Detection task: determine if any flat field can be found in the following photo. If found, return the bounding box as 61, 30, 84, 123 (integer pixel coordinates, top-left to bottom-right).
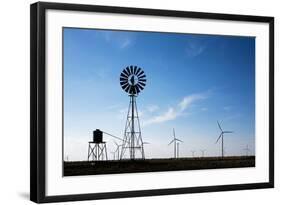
64, 156, 255, 176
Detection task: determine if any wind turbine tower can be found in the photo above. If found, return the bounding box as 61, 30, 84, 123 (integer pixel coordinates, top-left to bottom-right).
177, 142, 180, 158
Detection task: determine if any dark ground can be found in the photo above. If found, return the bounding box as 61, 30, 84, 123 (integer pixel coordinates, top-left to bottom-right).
64, 156, 255, 176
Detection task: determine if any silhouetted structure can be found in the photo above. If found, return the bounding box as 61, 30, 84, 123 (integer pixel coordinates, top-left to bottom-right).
119, 66, 146, 160
215, 121, 233, 158
87, 129, 108, 161
168, 128, 183, 159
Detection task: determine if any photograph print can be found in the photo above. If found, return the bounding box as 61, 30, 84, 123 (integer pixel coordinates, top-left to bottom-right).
63, 27, 255, 176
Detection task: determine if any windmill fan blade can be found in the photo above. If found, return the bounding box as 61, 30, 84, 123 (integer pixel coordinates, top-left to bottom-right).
215, 133, 222, 144
120, 81, 128, 86
137, 84, 144, 90
135, 67, 141, 76
138, 74, 146, 79
120, 72, 128, 78
135, 85, 141, 93
121, 84, 129, 92
138, 70, 144, 76
120, 77, 128, 82
138, 79, 146, 83
130, 66, 134, 74
126, 67, 131, 75
125, 85, 131, 93
224, 131, 233, 133
133, 66, 137, 74
138, 82, 146, 87
121, 83, 129, 90
123, 68, 130, 76
217, 121, 223, 132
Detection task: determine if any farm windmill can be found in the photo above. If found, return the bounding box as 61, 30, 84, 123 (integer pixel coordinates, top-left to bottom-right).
168, 128, 183, 159
243, 144, 250, 156
119, 66, 147, 160
215, 121, 233, 158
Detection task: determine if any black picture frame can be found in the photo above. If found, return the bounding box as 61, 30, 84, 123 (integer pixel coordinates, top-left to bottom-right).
30, 1, 274, 203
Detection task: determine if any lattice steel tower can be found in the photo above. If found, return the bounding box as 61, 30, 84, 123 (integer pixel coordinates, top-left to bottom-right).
119, 66, 147, 160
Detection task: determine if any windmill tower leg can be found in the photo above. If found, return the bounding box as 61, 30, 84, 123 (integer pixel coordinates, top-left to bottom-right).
131, 95, 135, 159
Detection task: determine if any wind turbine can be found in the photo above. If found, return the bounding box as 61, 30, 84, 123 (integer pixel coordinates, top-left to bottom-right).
215, 121, 233, 158
168, 128, 183, 159
191, 150, 196, 157
114, 141, 122, 160
200, 149, 206, 157
243, 144, 250, 156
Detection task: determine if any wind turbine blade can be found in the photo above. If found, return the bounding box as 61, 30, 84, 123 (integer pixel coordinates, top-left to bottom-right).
215, 133, 222, 144
173, 128, 176, 139
175, 138, 183, 143
168, 139, 175, 145
217, 121, 223, 132
223, 131, 233, 134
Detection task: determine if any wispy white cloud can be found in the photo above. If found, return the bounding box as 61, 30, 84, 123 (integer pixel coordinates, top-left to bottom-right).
101, 31, 134, 49
178, 93, 207, 111
143, 107, 178, 126
143, 91, 209, 126
185, 38, 207, 57
146, 105, 159, 113
201, 107, 208, 111
120, 38, 132, 49
223, 106, 232, 111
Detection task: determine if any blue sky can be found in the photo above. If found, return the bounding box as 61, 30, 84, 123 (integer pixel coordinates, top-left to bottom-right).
63, 27, 255, 161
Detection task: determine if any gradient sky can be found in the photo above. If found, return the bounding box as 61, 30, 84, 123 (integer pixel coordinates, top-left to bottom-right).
63, 27, 255, 161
